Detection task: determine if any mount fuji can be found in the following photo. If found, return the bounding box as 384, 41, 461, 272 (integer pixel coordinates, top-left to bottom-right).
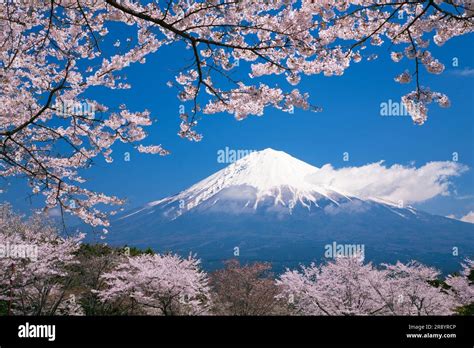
98, 148, 474, 273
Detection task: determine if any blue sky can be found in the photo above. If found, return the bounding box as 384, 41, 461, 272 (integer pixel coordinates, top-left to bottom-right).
3, 31, 473, 220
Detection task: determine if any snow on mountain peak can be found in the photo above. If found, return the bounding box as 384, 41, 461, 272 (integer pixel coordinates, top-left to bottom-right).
147, 148, 353, 212
215, 148, 318, 191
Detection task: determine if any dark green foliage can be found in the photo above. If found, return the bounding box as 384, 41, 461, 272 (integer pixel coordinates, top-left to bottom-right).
468, 268, 474, 283
120, 245, 155, 256
76, 243, 115, 257
428, 279, 451, 290
0, 300, 8, 316
69, 243, 155, 315
456, 303, 474, 316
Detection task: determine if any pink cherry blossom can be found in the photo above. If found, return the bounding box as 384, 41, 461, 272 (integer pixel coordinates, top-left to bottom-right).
98, 253, 211, 315
0, 205, 84, 315
277, 255, 460, 315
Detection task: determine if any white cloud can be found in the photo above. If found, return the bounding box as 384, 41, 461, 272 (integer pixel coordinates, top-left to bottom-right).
459, 211, 474, 224
308, 161, 468, 204
455, 195, 474, 200
324, 200, 370, 215
452, 67, 474, 77
446, 211, 474, 224
47, 207, 62, 217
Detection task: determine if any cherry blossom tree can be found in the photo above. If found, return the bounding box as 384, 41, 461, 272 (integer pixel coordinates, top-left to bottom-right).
1, 1, 472, 225
445, 258, 474, 309
0, 204, 84, 315
72, 244, 129, 315
277, 255, 391, 315
98, 253, 211, 315
277, 255, 458, 315
210, 259, 283, 315
381, 261, 457, 315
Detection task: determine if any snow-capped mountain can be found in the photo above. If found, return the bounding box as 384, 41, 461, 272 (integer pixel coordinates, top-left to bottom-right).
98, 149, 474, 273
125, 148, 405, 219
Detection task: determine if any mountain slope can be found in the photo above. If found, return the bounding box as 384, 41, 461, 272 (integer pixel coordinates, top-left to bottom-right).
99, 148, 474, 273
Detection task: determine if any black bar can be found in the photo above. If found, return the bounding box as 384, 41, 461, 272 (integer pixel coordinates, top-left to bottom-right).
0, 316, 472, 346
